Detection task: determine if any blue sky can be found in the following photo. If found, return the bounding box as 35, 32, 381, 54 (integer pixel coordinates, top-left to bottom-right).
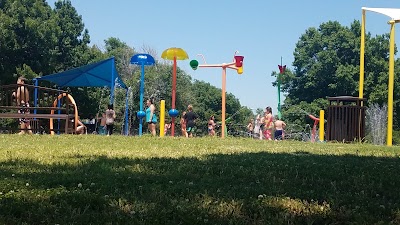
47, 0, 400, 113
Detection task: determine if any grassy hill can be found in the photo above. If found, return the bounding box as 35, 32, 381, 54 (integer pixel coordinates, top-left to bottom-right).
0, 135, 399, 224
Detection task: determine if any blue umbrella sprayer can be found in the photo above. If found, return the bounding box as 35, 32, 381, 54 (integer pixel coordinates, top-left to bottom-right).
130, 54, 155, 135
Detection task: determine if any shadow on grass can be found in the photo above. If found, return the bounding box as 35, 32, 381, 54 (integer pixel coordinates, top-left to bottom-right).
1, 152, 400, 224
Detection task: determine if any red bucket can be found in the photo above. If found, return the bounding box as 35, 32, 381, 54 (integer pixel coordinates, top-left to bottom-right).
234, 56, 244, 67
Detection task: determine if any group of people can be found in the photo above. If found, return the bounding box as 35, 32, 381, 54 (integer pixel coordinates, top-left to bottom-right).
12, 77, 284, 138
160, 104, 287, 140
163, 104, 198, 138
246, 106, 286, 141
75, 104, 116, 136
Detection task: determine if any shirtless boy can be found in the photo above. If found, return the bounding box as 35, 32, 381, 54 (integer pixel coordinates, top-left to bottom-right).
274, 119, 286, 141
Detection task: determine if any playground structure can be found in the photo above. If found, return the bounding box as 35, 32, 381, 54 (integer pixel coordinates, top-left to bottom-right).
281, 106, 325, 142
275, 111, 324, 142
283, 124, 318, 142
49, 93, 78, 135
189, 51, 244, 138
308, 114, 320, 143
161, 47, 189, 137
0, 83, 78, 134
0, 58, 131, 135
36, 57, 130, 135
308, 110, 325, 142
130, 54, 155, 136
359, 7, 400, 146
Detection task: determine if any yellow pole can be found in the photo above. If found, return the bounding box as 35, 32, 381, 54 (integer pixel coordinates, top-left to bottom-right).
160, 100, 165, 137
359, 10, 366, 99
319, 110, 324, 142
387, 21, 395, 146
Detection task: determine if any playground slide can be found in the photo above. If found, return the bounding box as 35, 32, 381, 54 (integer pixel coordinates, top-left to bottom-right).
49, 93, 78, 135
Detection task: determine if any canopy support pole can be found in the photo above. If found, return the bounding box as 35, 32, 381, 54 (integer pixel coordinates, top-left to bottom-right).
110, 57, 115, 104
124, 87, 130, 135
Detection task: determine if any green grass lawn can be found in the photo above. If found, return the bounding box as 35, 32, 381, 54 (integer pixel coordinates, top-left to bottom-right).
0, 135, 400, 225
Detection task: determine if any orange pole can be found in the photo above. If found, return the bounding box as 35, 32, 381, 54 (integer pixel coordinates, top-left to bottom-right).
50, 93, 78, 135
221, 67, 226, 138
171, 56, 177, 136
197, 53, 242, 138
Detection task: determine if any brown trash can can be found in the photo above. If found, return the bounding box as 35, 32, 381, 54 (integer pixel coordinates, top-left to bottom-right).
326, 96, 366, 142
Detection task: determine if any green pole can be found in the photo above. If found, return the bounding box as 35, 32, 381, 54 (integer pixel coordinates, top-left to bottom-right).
224, 117, 231, 137
278, 74, 281, 119
277, 57, 285, 120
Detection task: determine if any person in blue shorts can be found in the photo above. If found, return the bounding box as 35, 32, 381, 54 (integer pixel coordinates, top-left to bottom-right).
274, 118, 286, 141
183, 104, 197, 138
97, 113, 107, 135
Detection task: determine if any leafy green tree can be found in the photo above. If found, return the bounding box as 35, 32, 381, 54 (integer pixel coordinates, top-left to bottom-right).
0, 0, 260, 136
0, 0, 96, 81
0, 0, 58, 83
48, 0, 106, 120
287, 21, 362, 102
104, 37, 135, 80
280, 20, 400, 129
52, 0, 92, 71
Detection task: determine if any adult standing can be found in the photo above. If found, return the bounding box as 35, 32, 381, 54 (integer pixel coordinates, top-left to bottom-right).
14, 77, 32, 134
145, 98, 157, 136
105, 104, 116, 136
264, 106, 274, 140
183, 104, 197, 138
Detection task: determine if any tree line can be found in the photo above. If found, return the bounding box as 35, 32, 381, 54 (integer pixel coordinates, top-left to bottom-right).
1, 1, 398, 136
273, 20, 400, 133
0, 0, 251, 135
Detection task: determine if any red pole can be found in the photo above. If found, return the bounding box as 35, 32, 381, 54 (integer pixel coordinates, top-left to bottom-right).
171, 56, 177, 136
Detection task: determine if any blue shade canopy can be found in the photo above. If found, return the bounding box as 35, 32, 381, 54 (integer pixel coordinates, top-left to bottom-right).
130, 54, 155, 66
37, 57, 127, 89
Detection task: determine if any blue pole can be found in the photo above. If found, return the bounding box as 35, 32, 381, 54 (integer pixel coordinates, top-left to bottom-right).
110, 58, 115, 104
33, 79, 38, 115
124, 87, 130, 135
139, 62, 145, 136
